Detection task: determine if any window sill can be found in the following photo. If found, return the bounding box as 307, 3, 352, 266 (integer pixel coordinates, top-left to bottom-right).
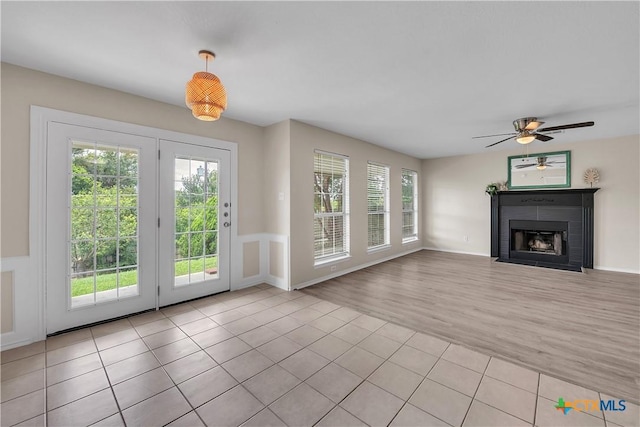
402, 237, 419, 245
314, 254, 351, 268
367, 244, 391, 254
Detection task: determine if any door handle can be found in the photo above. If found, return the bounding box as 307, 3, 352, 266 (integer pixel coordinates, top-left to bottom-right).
223, 222, 231, 228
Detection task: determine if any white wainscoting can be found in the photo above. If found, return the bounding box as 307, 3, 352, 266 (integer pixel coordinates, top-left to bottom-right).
265, 234, 290, 291
0, 256, 45, 351
0, 233, 291, 350
233, 235, 264, 290
234, 233, 290, 291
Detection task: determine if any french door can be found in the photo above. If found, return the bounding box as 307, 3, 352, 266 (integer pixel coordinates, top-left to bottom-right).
46, 123, 231, 333
158, 140, 230, 306
46, 123, 157, 333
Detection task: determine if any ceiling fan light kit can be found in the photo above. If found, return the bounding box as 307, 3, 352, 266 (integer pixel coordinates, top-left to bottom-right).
185, 50, 227, 121
475, 117, 595, 148
516, 134, 536, 144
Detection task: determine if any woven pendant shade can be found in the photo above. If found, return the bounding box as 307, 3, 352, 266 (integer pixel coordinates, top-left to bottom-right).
185, 51, 227, 121
186, 71, 227, 121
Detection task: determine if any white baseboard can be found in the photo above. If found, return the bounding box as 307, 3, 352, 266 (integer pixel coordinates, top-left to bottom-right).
265, 276, 289, 291
233, 275, 265, 290
593, 265, 640, 275
293, 247, 424, 290
423, 247, 640, 275
0, 336, 35, 352
422, 246, 490, 257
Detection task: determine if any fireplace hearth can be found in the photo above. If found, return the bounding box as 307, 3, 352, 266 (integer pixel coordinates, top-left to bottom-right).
490, 189, 598, 271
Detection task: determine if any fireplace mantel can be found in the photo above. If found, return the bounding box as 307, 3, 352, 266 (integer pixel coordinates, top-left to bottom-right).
491, 188, 599, 271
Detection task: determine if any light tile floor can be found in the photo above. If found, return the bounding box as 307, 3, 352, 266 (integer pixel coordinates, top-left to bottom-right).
1, 284, 638, 427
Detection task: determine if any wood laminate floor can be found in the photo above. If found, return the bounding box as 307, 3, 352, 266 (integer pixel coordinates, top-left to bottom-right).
300, 250, 640, 403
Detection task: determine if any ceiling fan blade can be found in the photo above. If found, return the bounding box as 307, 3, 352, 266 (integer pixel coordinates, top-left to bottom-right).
535, 134, 554, 142
485, 136, 515, 148
472, 132, 517, 139
515, 163, 536, 169
537, 121, 594, 133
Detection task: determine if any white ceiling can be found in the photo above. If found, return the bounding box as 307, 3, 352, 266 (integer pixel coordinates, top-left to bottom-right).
2, 1, 638, 159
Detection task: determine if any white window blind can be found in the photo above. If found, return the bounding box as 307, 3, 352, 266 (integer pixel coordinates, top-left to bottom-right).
367, 162, 390, 249
402, 169, 418, 241
314, 151, 350, 263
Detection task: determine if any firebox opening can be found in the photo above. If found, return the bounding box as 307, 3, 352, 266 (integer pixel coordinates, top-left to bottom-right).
512, 229, 566, 256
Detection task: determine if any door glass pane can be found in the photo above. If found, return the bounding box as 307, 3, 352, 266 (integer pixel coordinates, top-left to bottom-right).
174, 156, 219, 286
96, 240, 118, 270
96, 209, 117, 238
118, 238, 137, 267
119, 208, 137, 237
70, 141, 139, 308
119, 149, 138, 177
205, 231, 218, 256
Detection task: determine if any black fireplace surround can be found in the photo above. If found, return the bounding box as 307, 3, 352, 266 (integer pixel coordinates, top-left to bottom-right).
491, 188, 599, 271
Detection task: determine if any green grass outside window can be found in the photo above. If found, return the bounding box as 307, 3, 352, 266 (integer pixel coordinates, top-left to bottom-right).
71, 256, 218, 297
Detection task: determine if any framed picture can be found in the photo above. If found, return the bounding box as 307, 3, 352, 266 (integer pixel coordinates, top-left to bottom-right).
508, 150, 571, 189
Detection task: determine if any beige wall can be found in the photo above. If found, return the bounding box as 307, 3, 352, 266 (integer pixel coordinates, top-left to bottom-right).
0, 63, 424, 297
263, 121, 291, 235
289, 120, 423, 287
1, 271, 14, 333
422, 135, 640, 273
4, 61, 636, 291
0, 63, 265, 257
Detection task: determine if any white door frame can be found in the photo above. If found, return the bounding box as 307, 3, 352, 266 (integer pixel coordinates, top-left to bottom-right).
30, 106, 239, 338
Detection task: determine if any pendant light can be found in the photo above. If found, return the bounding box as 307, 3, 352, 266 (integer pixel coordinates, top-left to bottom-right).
185, 50, 227, 121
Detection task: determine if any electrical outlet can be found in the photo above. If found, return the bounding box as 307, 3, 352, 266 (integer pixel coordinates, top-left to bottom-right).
330, 265, 337, 272
463, 235, 469, 242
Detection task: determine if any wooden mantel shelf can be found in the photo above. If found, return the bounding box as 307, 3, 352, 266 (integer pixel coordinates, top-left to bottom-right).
494, 188, 600, 196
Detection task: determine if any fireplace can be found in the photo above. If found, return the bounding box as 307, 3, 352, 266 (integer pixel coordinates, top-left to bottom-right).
509, 220, 568, 264
490, 189, 598, 271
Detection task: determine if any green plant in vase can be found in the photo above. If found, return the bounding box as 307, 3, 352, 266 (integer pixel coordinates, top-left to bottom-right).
485, 183, 499, 196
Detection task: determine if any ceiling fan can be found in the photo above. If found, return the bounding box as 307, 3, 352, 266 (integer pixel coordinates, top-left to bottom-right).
475, 117, 595, 148
513, 156, 564, 170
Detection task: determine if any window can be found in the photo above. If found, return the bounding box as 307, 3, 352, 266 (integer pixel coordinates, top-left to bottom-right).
367, 162, 390, 250
402, 169, 419, 242
314, 151, 349, 263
